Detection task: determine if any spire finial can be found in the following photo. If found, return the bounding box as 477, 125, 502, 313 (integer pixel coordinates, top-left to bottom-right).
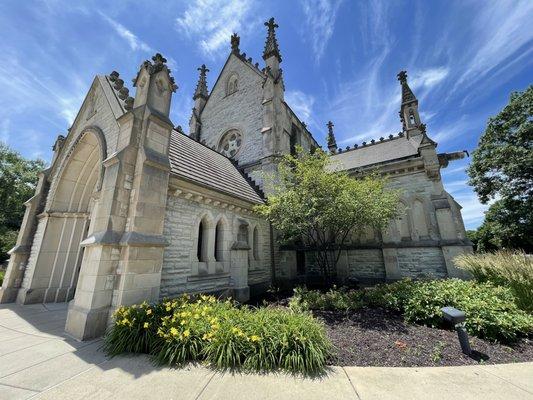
231, 33, 240, 54
326, 121, 337, 153
397, 70, 407, 84
193, 64, 209, 100
263, 17, 282, 62
397, 70, 416, 104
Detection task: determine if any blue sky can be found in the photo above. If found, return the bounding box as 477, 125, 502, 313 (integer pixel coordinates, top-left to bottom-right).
0, 0, 531, 229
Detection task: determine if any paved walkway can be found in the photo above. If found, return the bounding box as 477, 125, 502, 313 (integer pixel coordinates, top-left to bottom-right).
0, 303, 532, 400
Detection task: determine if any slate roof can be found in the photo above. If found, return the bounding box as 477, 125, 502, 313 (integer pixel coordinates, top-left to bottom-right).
168, 130, 264, 204
329, 135, 423, 172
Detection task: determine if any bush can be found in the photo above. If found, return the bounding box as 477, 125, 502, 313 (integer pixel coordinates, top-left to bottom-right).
289, 280, 533, 343
369, 279, 533, 342
454, 251, 533, 312
104, 295, 331, 375
289, 286, 364, 312
0, 270, 4, 286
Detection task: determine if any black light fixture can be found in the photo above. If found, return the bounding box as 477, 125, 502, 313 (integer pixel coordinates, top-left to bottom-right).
441, 306, 471, 356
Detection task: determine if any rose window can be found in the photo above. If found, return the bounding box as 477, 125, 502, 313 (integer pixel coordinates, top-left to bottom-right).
218, 130, 242, 158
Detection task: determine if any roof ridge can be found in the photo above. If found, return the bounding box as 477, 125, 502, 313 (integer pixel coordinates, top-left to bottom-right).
335, 132, 405, 154
230, 159, 265, 200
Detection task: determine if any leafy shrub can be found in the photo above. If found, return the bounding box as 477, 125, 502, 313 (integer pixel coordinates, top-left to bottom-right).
104, 295, 331, 375
289, 280, 533, 342
0, 269, 4, 286
454, 251, 533, 312
289, 286, 364, 312
369, 279, 533, 342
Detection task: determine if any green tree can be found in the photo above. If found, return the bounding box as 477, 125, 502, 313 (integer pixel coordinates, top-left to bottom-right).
0, 143, 45, 261
255, 147, 399, 282
467, 86, 533, 252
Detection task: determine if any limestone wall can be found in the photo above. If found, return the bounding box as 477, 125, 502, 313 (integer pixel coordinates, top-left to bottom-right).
199, 55, 264, 167
161, 192, 271, 299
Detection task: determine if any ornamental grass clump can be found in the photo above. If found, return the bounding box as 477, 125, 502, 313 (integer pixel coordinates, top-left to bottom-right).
454, 250, 533, 313
289, 286, 364, 312
104, 294, 331, 375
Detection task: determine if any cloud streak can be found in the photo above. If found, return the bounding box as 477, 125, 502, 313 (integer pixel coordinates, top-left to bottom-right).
299, 0, 343, 61
176, 0, 254, 57
99, 13, 153, 53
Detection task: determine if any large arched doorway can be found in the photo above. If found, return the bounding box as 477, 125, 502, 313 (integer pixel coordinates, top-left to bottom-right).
19, 130, 105, 304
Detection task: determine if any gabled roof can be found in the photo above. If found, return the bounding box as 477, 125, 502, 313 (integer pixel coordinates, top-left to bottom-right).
168, 130, 264, 204
329, 135, 423, 171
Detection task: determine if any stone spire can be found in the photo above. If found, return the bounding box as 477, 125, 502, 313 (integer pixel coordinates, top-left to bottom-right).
397, 70, 421, 135
326, 121, 337, 153
231, 33, 240, 54
263, 17, 282, 62
193, 64, 209, 100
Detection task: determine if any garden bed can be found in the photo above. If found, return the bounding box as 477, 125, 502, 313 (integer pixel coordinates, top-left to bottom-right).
317, 307, 533, 367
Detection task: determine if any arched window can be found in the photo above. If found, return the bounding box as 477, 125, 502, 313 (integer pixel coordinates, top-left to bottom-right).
252, 226, 259, 260
215, 220, 225, 261
197, 220, 205, 262
396, 202, 411, 240
412, 199, 429, 238
408, 110, 416, 126
226, 74, 238, 95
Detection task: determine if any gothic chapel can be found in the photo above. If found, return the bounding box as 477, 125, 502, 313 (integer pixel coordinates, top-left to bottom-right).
0, 19, 471, 340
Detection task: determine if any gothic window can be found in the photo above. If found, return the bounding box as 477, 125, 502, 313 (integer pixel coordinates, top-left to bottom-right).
252, 226, 259, 260
412, 199, 429, 238
237, 223, 249, 245
226, 74, 238, 95
197, 219, 209, 262
396, 202, 411, 240
408, 110, 416, 126
215, 220, 225, 261
218, 129, 242, 158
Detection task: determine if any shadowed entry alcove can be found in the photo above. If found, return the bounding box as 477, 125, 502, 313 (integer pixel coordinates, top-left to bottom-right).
17, 129, 105, 304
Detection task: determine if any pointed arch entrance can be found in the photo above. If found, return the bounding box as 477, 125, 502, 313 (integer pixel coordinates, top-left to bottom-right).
17, 129, 106, 304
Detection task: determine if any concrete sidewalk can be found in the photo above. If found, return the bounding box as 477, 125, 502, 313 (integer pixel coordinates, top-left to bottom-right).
1, 303, 532, 400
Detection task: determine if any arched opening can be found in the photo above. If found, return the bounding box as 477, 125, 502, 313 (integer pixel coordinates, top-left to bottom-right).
412, 199, 429, 238
22, 130, 104, 303
408, 110, 416, 126
252, 226, 259, 260
215, 220, 225, 261
396, 202, 411, 240
226, 74, 238, 95
197, 219, 206, 262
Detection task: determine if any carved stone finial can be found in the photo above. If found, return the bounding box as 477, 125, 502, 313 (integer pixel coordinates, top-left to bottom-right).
263, 17, 282, 62
109, 71, 119, 82
124, 97, 134, 111
231, 33, 240, 54
113, 78, 124, 91
193, 64, 209, 100
152, 53, 167, 65
397, 70, 407, 84
53, 134, 66, 152
420, 123, 427, 134
118, 87, 129, 100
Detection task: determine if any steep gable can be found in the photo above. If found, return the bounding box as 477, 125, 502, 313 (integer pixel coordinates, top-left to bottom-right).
198, 53, 265, 166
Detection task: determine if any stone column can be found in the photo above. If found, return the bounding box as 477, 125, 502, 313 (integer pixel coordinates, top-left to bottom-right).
0, 171, 49, 303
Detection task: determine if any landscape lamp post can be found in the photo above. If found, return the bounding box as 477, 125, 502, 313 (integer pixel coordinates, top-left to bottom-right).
441, 306, 472, 356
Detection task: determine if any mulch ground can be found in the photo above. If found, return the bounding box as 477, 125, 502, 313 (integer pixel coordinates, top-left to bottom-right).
316, 308, 533, 367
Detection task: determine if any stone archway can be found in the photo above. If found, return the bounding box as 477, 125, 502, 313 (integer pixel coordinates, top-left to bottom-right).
16, 129, 105, 304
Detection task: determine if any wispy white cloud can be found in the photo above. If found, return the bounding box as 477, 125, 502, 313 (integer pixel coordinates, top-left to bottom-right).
0, 118, 10, 144
176, 0, 255, 57
452, 1, 533, 93
410, 67, 449, 91
99, 13, 153, 53
299, 0, 343, 61
285, 90, 315, 122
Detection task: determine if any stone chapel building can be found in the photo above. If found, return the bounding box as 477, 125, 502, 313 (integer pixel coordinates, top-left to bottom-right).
0, 18, 471, 340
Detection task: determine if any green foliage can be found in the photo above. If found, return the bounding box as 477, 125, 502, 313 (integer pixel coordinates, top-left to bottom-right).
0, 270, 4, 286
290, 280, 533, 342
0, 143, 45, 261
289, 286, 364, 312
369, 279, 533, 342
255, 147, 399, 280
467, 86, 533, 252
454, 251, 533, 313
104, 295, 331, 375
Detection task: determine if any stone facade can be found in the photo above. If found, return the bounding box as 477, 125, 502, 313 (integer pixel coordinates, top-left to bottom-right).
0, 19, 472, 341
